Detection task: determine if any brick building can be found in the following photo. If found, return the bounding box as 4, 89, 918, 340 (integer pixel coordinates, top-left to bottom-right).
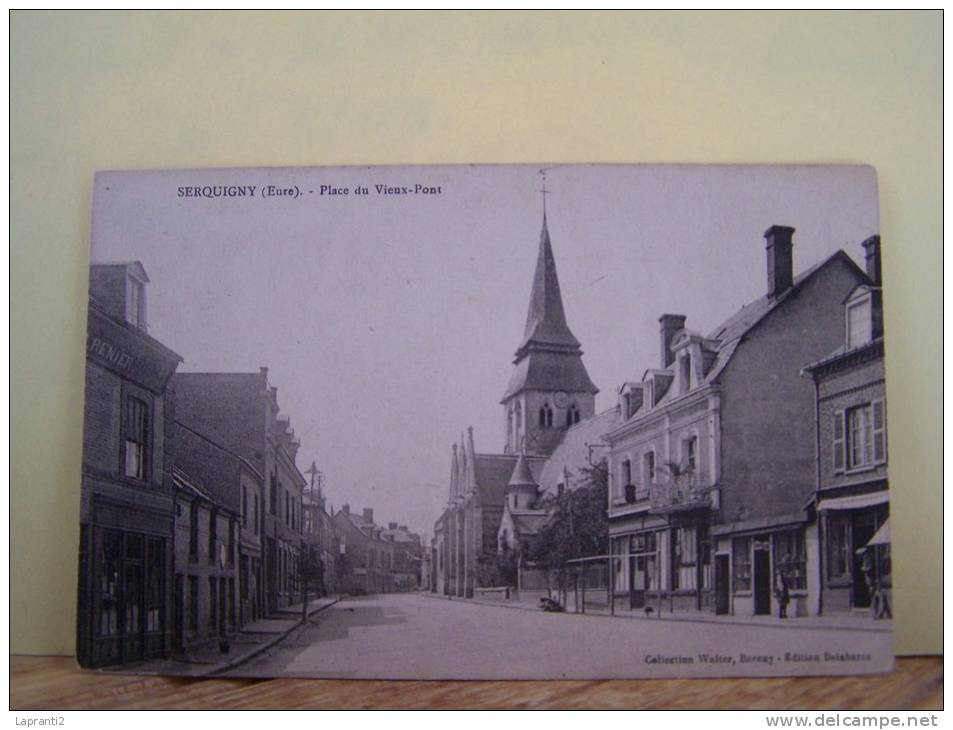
605, 226, 872, 618
803, 236, 890, 618
333, 506, 395, 595
78, 262, 182, 667
173, 368, 307, 613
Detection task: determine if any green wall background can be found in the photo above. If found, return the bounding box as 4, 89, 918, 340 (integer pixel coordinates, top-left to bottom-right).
11, 11, 941, 656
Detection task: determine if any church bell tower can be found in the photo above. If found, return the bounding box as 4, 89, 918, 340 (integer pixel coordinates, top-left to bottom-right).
501, 205, 598, 456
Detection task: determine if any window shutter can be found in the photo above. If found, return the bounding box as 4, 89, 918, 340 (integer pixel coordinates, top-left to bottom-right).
833, 410, 845, 472
872, 400, 886, 462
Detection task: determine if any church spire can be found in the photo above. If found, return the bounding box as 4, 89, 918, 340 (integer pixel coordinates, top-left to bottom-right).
516, 214, 581, 357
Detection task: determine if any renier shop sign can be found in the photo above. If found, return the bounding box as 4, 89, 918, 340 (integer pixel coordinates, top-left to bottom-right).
87, 335, 135, 373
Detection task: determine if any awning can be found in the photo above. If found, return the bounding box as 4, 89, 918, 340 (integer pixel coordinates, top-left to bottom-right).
817, 491, 889, 512
866, 519, 891, 547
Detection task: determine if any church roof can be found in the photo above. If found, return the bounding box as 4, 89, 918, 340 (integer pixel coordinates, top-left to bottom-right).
473, 453, 546, 507
501, 349, 599, 401
507, 452, 538, 490
517, 214, 582, 355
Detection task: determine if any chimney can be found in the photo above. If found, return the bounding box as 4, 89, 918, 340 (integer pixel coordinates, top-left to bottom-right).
658, 314, 687, 368
862, 235, 882, 285
363, 508, 374, 525
342, 503, 350, 514
389, 522, 398, 530
764, 225, 795, 298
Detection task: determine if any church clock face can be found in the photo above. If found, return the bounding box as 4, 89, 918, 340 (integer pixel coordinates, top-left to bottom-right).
554, 391, 569, 408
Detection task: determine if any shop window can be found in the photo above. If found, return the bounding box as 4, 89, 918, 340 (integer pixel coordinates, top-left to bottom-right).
145, 539, 163, 632
827, 514, 851, 580
99, 530, 122, 637
673, 527, 698, 590
123, 396, 149, 480
732, 537, 751, 592
773, 529, 807, 590
228, 577, 236, 629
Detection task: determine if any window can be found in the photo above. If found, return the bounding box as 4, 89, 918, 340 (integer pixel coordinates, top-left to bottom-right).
189, 501, 199, 562
643, 451, 656, 484
188, 576, 198, 634
512, 494, 518, 508
228, 577, 236, 629
557, 482, 565, 497
208, 577, 217, 633
228, 519, 235, 567
99, 530, 122, 637
774, 529, 807, 590
566, 403, 580, 427
847, 298, 871, 349
673, 527, 698, 590
623, 392, 632, 419
128, 277, 145, 329
254, 493, 259, 535
269, 474, 277, 515
683, 436, 697, 471
680, 354, 691, 394
732, 537, 751, 592
827, 514, 851, 580
145, 539, 163, 632
539, 402, 553, 428
621, 458, 632, 486
844, 401, 886, 470
242, 487, 248, 529
208, 509, 218, 566
123, 396, 148, 480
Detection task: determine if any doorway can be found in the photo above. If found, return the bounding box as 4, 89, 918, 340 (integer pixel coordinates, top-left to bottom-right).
714, 554, 730, 615
753, 538, 771, 615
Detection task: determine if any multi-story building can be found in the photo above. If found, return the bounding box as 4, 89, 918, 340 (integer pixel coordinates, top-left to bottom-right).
333, 506, 395, 595
174, 368, 307, 614
803, 236, 890, 618
605, 226, 872, 618
172, 420, 264, 646
381, 522, 423, 591
78, 262, 182, 667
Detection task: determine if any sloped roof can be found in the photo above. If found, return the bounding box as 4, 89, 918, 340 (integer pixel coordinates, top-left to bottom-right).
473, 453, 546, 507
501, 349, 599, 401
518, 213, 581, 353
537, 407, 620, 497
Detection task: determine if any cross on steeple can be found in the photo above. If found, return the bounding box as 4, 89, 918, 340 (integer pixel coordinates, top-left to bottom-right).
538, 168, 552, 217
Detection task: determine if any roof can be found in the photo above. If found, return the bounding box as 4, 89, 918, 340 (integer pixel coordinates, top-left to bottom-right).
538, 407, 620, 496
473, 453, 546, 507
801, 336, 884, 374
518, 213, 581, 353
507, 452, 538, 489
501, 349, 599, 401
172, 466, 234, 513
616, 250, 868, 425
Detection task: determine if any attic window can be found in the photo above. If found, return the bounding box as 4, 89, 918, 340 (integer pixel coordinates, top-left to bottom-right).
127, 276, 146, 330
847, 296, 872, 349
680, 354, 691, 394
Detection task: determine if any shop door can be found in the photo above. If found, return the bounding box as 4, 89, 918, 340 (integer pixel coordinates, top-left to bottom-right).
714, 555, 730, 615
122, 561, 144, 663
173, 574, 184, 652
753, 540, 771, 615
629, 555, 645, 609
851, 511, 878, 608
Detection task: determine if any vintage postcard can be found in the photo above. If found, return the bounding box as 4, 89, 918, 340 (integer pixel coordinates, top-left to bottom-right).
77, 164, 892, 679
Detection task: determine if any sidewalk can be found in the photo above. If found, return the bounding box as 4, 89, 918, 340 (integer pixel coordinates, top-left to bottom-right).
133, 595, 340, 677
421, 591, 891, 634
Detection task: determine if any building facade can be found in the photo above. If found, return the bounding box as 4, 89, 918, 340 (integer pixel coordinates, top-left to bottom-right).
803, 236, 890, 618
173, 368, 307, 614
302, 461, 338, 597
78, 262, 182, 667
333, 506, 396, 595
605, 226, 873, 618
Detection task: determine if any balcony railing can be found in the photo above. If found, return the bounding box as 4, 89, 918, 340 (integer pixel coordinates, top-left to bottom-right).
648, 474, 715, 514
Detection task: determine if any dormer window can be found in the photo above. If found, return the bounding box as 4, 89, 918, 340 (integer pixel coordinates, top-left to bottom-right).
846, 297, 872, 349
623, 392, 632, 418
127, 276, 146, 330
680, 354, 692, 394
644, 381, 654, 410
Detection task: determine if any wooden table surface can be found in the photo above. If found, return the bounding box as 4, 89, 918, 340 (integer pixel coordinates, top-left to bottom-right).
11, 655, 942, 710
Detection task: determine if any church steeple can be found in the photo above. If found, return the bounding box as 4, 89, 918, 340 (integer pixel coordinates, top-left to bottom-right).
501, 204, 598, 456
515, 214, 582, 358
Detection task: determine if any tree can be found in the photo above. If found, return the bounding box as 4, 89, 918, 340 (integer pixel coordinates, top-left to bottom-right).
528, 459, 609, 569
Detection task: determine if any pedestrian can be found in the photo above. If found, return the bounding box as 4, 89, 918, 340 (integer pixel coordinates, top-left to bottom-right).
774, 569, 790, 619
